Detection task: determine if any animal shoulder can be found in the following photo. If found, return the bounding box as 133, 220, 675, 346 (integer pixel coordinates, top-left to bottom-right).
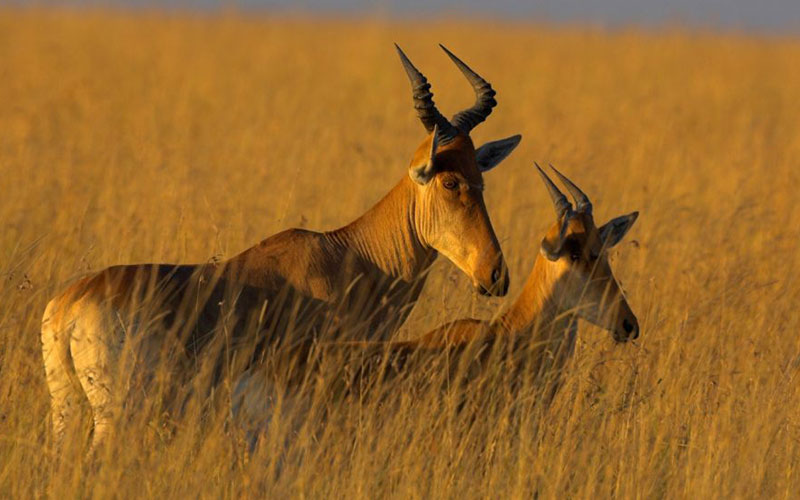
233, 228, 344, 297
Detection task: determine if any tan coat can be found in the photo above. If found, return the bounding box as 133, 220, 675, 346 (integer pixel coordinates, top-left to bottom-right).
295, 168, 641, 407
40, 44, 523, 451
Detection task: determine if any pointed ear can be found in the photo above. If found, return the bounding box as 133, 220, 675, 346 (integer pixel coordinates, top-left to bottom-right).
540, 217, 569, 261
598, 212, 639, 248
409, 125, 440, 185
409, 158, 435, 185
540, 237, 562, 261
475, 134, 522, 173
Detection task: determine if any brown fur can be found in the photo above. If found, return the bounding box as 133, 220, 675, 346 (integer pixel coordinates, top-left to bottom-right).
41, 130, 515, 451
309, 186, 640, 405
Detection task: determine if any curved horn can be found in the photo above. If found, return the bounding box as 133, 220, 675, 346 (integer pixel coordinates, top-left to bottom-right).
535, 163, 571, 219
439, 44, 497, 134
395, 44, 458, 141
549, 164, 593, 214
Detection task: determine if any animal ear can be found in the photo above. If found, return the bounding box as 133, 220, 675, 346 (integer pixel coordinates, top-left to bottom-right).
540, 237, 562, 261
409, 161, 435, 185
598, 212, 639, 248
475, 134, 522, 173
540, 217, 569, 261
409, 125, 440, 185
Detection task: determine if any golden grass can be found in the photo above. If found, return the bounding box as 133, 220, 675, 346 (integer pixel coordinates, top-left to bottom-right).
2, 7, 800, 497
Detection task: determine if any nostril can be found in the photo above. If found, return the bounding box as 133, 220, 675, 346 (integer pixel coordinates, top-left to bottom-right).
623, 318, 634, 334
492, 268, 502, 285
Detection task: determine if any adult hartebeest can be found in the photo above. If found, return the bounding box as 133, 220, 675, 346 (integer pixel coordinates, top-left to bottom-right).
41, 45, 521, 450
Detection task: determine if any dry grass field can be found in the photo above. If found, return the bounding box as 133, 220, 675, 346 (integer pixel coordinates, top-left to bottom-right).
1, 8, 800, 498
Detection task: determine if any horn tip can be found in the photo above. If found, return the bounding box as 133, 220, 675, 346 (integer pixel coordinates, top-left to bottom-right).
548, 163, 569, 182
394, 43, 410, 61
439, 43, 459, 62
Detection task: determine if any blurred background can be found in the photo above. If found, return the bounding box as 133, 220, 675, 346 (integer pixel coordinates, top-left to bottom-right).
19, 0, 800, 33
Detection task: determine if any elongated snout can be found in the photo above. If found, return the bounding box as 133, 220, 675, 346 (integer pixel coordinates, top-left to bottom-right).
475, 258, 509, 297
612, 303, 639, 343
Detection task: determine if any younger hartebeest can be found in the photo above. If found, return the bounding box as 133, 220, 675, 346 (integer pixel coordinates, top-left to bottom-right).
375, 163, 640, 397
232, 165, 640, 439
41, 45, 522, 450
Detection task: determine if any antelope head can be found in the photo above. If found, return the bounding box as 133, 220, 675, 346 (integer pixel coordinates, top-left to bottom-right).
396, 44, 521, 296
535, 164, 639, 342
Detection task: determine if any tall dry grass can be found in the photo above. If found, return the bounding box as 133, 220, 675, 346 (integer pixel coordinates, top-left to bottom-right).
1, 8, 800, 498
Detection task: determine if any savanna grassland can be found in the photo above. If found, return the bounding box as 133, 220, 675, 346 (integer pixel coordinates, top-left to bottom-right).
1, 8, 800, 498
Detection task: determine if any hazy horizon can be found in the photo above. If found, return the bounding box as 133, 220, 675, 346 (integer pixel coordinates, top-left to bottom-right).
35, 0, 800, 33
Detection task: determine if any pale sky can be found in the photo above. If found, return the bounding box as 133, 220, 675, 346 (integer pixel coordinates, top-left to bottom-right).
209, 0, 796, 32
61, 0, 800, 32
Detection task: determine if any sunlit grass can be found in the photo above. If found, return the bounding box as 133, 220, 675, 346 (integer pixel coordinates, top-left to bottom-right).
1, 8, 800, 497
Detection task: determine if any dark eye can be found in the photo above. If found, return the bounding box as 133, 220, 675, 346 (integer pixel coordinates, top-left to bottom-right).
442, 179, 458, 190
570, 253, 580, 262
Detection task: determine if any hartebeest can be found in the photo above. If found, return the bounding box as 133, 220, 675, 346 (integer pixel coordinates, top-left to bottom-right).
232, 165, 640, 439
41, 45, 522, 450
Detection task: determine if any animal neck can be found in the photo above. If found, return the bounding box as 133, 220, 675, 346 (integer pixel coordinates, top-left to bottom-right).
495, 255, 577, 342
326, 176, 436, 282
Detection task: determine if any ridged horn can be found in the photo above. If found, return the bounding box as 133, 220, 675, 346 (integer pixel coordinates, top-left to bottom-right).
535, 162, 571, 219
395, 44, 458, 141
549, 164, 593, 214
439, 44, 497, 134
